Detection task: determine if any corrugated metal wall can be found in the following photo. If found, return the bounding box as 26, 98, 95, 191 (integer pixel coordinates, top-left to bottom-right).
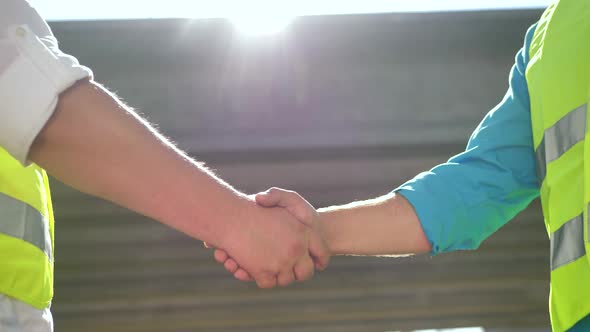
48, 9, 549, 331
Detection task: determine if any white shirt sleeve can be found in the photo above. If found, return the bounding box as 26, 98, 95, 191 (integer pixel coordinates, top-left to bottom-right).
0, 0, 93, 165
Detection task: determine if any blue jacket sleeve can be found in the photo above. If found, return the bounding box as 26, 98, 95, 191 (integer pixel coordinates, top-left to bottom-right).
395, 23, 540, 255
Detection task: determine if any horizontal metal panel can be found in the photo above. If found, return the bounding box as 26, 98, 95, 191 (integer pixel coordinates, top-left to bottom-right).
48, 8, 548, 332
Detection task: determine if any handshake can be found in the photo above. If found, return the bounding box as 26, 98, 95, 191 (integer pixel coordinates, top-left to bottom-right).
202, 185, 430, 289
206, 187, 331, 289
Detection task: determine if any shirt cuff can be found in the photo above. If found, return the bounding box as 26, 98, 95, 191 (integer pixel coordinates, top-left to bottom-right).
395, 172, 445, 255
0, 25, 93, 165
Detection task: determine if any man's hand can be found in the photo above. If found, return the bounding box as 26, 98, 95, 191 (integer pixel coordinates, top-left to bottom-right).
216, 197, 317, 288
213, 190, 432, 282
213, 188, 332, 283
29, 80, 317, 289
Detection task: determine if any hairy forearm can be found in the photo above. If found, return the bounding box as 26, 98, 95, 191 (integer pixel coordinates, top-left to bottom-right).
318, 193, 431, 256
29, 80, 248, 247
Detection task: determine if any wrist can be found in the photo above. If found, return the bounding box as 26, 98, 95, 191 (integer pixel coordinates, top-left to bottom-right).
212, 194, 258, 250
174, 172, 254, 249
317, 209, 342, 255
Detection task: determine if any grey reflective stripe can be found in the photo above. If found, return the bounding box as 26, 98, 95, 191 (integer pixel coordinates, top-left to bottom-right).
545, 104, 587, 161
0, 193, 52, 260
550, 213, 585, 270
535, 104, 587, 183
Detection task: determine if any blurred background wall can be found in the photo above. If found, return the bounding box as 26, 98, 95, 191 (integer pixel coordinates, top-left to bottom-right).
48, 8, 548, 332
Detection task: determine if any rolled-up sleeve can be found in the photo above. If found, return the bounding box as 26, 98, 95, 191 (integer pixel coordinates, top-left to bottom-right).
0, 1, 92, 164
395, 24, 540, 255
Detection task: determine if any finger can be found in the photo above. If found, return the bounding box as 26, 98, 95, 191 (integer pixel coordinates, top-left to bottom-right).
277, 268, 296, 287
256, 188, 315, 226
224, 259, 239, 273
254, 188, 283, 207
234, 268, 253, 282
314, 257, 330, 271
255, 273, 277, 289
309, 231, 331, 271
293, 255, 315, 282
203, 241, 212, 249
214, 249, 229, 264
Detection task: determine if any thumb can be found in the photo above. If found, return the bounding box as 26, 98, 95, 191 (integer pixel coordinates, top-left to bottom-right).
255, 189, 281, 207
256, 188, 314, 226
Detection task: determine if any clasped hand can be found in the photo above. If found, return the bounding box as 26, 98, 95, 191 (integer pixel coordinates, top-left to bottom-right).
207, 188, 330, 288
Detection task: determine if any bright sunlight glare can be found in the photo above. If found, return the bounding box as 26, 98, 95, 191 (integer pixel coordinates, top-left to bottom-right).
227, 5, 294, 36
230, 15, 293, 36
28, 0, 553, 37
30, 0, 553, 23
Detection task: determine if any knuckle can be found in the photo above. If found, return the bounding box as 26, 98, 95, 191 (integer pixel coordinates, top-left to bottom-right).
256, 275, 275, 289
297, 268, 313, 281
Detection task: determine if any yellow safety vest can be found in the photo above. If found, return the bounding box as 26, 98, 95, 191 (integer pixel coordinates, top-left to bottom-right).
0, 148, 54, 309
526, 0, 590, 331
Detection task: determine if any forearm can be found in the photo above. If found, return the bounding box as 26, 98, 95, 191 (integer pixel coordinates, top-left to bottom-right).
29, 80, 247, 247
319, 193, 431, 256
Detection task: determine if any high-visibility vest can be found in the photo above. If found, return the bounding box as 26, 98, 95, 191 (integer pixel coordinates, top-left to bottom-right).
526, 0, 590, 330
0, 147, 54, 309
